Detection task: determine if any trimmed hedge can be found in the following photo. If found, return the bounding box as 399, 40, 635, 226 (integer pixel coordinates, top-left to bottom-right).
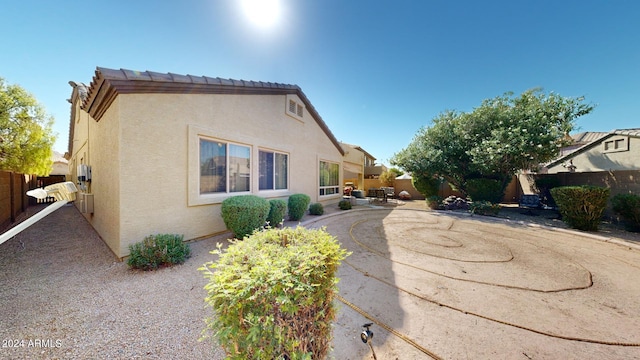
611, 193, 640, 232
221, 195, 270, 239
309, 202, 324, 216
267, 199, 287, 227
466, 178, 504, 203
200, 226, 349, 359
338, 199, 352, 210
550, 186, 610, 231
288, 194, 311, 221
127, 234, 190, 271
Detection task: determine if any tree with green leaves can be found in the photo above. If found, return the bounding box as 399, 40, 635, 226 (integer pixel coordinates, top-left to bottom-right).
392, 89, 594, 197
379, 167, 403, 186
0, 78, 55, 175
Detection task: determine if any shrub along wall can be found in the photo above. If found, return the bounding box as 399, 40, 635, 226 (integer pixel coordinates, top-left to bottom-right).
551, 186, 610, 231
535, 170, 640, 217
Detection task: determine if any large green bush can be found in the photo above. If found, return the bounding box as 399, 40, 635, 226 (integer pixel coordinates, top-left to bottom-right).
221, 195, 270, 239
200, 226, 350, 359
288, 194, 311, 221
267, 199, 287, 227
412, 174, 440, 197
127, 234, 191, 271
466, 178, 504, 203
550, 186, 610, 231
611, 193, 640, 232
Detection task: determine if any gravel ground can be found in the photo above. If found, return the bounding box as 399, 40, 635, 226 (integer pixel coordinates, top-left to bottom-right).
0, 204, 226, 360
1, 200, 638, 359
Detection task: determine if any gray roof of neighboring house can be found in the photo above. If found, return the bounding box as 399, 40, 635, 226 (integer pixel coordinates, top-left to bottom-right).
570, 131, 609, 144
52, 151, 68, 164
545, 128, 640, 169
68, 67, 344, 156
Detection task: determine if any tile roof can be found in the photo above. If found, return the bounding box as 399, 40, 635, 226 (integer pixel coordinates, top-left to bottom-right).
570, 131, 608, 144
69, 67, 343, 155
92, 67, 300, 90
613, 128, 640, 137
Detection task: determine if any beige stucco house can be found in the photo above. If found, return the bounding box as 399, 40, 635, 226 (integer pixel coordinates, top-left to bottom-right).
340, 142, 377, 189
67, 67, 344, 258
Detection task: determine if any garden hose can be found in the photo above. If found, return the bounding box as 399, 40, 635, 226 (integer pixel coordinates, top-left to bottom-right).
335, 293, 443, 360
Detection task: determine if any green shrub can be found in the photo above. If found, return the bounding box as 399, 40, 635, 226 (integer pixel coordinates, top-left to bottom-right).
469, 201, 501, 216
412, 174, 440, 197
338, 199, 352, 210
221, 195, 270, 239
288, 194, 311, 221
426, 195, 442, 210
200, 226, 350, 360
466, 178, 504, 203
309, 202, 324, 215
127, 234, 190, 271
611, 193, 640, 232
267, 199, 287, 227
550, 186, 610, 231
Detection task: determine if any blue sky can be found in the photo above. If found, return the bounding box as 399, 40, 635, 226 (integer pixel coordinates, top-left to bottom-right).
2, 0, 638, 166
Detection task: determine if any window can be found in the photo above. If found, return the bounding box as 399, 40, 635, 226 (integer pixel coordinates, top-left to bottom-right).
200, 139, 250, 194
259, 150, 288, 190
319, 161, 340, 196
603, 136, 629, 153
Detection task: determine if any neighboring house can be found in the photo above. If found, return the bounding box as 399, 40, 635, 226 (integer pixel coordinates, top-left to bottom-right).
534, 129, 640, 214
543, 129, 640, 173
50, 151, 69, 176
517, 130, 631, 195
556, 131, 609, 158
67, 67, 344, 258
340, 142, 377, 189
363, 149, 386, 179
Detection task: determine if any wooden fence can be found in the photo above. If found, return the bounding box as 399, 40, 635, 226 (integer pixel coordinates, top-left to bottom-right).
0, 171, 37, 231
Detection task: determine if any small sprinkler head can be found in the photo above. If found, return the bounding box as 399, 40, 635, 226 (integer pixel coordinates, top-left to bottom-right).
360, 323, 374, 344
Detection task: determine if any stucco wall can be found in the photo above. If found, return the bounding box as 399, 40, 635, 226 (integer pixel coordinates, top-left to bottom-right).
99, 93, 343, 257
70, 98, 123, 257
90, 99, 122, 256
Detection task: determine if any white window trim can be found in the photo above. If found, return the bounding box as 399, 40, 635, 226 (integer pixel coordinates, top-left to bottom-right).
258, 148, 290, 194
188, 125, 293, 206
318, 159, 342, 199
189, 125, 253, 206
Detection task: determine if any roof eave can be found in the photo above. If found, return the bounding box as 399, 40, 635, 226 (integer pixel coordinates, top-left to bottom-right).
78, 67, 345, 156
